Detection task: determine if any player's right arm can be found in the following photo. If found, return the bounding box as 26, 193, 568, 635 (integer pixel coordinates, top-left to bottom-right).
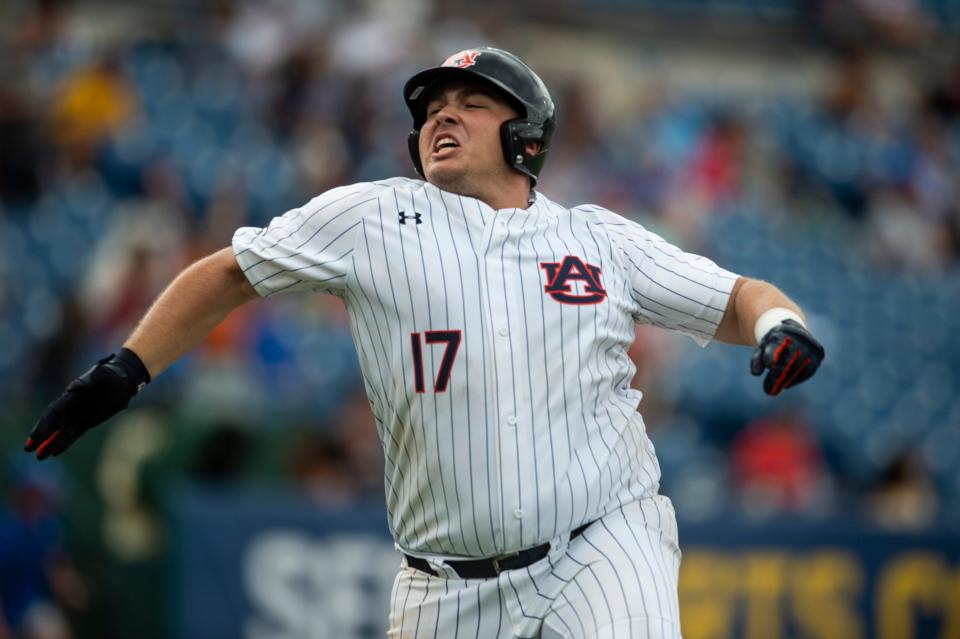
26, 182, 382, 460
124, 247, 258, 377
25, 247, 258, 460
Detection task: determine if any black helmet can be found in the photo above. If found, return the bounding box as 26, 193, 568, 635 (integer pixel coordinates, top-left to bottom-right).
403, 47, 556, 186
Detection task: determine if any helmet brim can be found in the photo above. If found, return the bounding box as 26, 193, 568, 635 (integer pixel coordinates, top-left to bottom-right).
403, 67, 525, 129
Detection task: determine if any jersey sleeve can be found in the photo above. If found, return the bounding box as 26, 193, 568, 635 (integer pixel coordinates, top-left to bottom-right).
590, 210, 740, 346
232, 184, 376, 297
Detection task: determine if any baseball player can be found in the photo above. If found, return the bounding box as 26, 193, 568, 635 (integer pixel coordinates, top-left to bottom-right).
27, 48, 824, 637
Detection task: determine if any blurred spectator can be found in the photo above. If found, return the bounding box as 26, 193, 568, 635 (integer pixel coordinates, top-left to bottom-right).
730, 409, 832, 517
332, 390, 384, 497
186, 422, 253, 485
0, 459, 87, 639
683, 112, 747, 209
11, 0, 85, 100
665, 110, 750, 237
289, 389, 383, 505
865, 185, 953, 270
196, 171, 252, 254
264, 46, 325, 139
923, 60, 960, 123
292, 120, 353, 195
808, 47, 879, 220
78, 163, 190, 347
863, 451, 938, 530
539, 79, 621, 207
13, 0, 68, 57
814, 0, 933, 48
627, 325, 683, 427
27, 297, 87, 397
0, 84, 46, 207
50, 52, 136, 167
290, 431, 357, 507
917, 69, 960, 260
221, 1, 300, 77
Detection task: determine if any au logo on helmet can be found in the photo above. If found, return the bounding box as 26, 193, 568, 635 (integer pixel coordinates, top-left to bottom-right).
442, 50, 482, 69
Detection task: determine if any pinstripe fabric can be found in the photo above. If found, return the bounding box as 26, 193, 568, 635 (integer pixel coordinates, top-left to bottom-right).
232, 178, 737, 562
388, 493, 682, 638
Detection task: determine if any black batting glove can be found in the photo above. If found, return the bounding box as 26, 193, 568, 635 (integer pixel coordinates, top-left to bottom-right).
750, 319, 824, 396
25, 348, 151, 460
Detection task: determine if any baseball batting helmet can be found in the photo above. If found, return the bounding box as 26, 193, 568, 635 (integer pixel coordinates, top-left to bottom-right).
403, 47, 556, 186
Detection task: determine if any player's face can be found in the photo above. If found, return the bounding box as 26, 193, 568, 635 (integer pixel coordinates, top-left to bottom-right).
418, 81, 519, 194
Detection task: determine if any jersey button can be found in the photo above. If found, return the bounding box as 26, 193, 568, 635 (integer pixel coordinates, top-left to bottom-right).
506, 415, 517, 426
498, 327, 508, 336
513, 509, 524, 519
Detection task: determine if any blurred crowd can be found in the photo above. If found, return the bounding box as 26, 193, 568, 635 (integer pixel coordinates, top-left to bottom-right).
1, 0, 960, 635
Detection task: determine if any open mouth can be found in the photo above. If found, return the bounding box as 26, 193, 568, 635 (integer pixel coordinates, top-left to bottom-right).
433, 136, 461, 154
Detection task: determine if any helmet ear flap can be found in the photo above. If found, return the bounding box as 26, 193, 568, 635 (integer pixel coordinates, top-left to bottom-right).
408, 129, 425, 178
500, 119, 549, 187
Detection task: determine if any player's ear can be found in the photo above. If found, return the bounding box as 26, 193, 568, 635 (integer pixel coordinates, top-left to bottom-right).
524, 140, 543, 156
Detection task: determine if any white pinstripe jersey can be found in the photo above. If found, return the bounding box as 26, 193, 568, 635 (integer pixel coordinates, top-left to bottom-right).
232, 177, 739, 558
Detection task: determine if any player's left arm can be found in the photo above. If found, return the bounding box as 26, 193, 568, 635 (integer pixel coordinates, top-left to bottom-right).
715, 277, 825, 395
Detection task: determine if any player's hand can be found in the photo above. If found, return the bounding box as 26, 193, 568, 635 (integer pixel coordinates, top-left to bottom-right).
750, 319, 824, 396
25, 349, 150, 460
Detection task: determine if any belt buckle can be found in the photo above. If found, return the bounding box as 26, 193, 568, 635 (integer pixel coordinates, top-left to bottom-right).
491, 550, 521, 574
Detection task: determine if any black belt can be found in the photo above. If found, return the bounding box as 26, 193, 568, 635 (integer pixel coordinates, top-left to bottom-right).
404, 521, 593, 579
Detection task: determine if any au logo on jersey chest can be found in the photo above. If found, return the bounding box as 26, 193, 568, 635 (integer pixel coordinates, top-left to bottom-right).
540, 256, 607, 305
